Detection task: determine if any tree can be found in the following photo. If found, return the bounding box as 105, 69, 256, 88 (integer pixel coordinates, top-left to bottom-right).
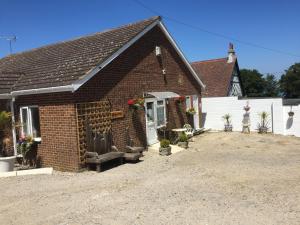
263, 74, 280, 97
240, 69, 265, 97
280, 63, 300, 98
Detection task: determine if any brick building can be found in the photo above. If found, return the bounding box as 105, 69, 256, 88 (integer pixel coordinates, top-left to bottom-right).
191, 43, 244, 97
0, 16, 204, 171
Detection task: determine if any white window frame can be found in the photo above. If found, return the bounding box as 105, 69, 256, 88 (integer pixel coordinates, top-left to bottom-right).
156, 99, 167, 128
145, 98, 167, 129
20, 105, 41, 141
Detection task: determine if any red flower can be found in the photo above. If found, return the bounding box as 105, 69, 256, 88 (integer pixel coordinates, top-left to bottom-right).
127, 99, 135, 105
179, 96, 185, 101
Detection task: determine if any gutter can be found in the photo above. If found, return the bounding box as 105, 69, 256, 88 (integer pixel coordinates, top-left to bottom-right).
10, 85, 75, 97
0, 85, 75, 99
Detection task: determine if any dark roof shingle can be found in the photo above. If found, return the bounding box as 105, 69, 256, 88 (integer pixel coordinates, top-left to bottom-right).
191, 58, 236, 97
0, 16, 159, 94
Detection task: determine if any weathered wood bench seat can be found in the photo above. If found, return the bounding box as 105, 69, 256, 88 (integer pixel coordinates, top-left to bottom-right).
123, 152, 141, 162
86, 151, 124, 172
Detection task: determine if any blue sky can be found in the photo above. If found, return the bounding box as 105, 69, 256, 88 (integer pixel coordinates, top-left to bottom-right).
1, 0, 299, 78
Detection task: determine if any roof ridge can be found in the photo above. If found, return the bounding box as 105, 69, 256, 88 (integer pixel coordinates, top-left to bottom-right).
1, 16, 160, 59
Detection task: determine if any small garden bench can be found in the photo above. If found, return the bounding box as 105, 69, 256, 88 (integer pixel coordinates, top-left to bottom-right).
86, 151, 124, 172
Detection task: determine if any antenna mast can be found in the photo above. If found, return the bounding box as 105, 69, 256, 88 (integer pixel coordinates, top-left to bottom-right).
0, 35, 17, 54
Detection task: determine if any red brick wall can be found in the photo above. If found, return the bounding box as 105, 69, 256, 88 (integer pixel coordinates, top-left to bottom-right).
74, 26, 201, 149
11, 25, 201, 171
15, 94, 79, 171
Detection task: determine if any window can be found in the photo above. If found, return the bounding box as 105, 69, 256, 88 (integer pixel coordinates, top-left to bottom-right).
185, 96, 192, 110
156, 100, 166, 127
20, 106, 41, 138
146, 102, 154, 122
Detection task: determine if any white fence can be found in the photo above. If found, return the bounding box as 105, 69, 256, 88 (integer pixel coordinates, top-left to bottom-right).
201, 97, 300, 137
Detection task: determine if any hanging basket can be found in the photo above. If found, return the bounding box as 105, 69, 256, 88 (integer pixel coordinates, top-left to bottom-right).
288, 111, 294, 117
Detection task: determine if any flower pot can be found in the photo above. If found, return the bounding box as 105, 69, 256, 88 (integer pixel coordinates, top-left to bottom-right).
178, 141, 188, 149
244, 106, 250, 112
259, 127, 268, 134
288, 111, 294, 117
224, 125, 233, 132
0, 156, 16, 172
159, 146, 171, 156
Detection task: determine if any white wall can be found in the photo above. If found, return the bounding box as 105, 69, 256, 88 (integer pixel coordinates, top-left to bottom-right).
283, 105, 300, 137
202, 97, 299, 137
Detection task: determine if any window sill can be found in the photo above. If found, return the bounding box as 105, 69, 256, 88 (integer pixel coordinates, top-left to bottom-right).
33, 137, 42, 143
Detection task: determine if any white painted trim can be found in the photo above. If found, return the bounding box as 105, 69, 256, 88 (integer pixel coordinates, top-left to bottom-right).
157, 21, 206, 89
11, 85, 74, 96
20, 105, 41, 139
72, 20, 161, 91
10, 98, 17, 156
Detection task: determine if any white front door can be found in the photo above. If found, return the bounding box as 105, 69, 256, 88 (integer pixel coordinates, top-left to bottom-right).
145, 99, 167, 145
192, 95, 200, 129
145, 100, 158, 145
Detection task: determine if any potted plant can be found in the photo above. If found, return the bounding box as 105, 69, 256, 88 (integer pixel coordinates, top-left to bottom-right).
175, 96, 185, 104
0, 111, 16, 172
258, 111, 269, 133
186, 107, 196, 116
128, 98, 145, 111
177, 132, 188, 149
17, 135, 35, 166
159, 139, 171, 156
222, 114, 233, 132
288, 111, 294, 117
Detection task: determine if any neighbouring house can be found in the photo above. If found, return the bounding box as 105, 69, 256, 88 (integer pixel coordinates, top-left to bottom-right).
191, 43, 244, 97
0, 16, 204, 171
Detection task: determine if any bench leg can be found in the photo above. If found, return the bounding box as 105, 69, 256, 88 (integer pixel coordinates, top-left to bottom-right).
119, 157, 124, 165
96, 164, 101, 172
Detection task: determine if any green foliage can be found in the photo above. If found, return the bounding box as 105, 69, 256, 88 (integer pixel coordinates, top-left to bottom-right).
0, 111, 11, 130
17, 136, 34, 165
240, 69, 280, 97
160, 139, 170, 148
280, 63, 300, 98
264, 74, 280, 97
222, 114, 231, 125
258, 111, 270, 132
240, 69, 266, 97
178, 133, 188, 142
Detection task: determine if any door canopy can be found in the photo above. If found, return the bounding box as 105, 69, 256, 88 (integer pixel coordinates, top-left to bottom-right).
144, 91, 180, 99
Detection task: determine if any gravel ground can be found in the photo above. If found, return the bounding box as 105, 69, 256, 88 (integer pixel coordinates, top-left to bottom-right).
1, 132, 300, 225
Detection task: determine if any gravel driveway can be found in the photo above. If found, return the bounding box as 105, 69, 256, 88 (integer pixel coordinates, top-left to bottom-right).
1, 132, 300, 225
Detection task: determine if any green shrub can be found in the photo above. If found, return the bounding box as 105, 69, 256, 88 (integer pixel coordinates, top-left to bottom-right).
178, 133, 188, 142
160, 139, 170, 148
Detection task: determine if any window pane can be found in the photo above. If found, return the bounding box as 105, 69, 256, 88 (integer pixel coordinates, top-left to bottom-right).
185, 96, 191, 109
146, 102, 154, 122
30, 107, 41, 138
21, 108, 28, 136
157, 106, 165, 126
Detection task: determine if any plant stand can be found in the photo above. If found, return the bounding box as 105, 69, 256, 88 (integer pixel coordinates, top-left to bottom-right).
178, 141, 188, 149
159, 146, 171, 156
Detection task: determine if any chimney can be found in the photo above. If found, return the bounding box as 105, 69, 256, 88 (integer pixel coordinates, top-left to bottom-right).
227, 43, 236, 63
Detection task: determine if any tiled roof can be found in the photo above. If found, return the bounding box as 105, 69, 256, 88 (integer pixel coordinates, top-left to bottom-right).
0, 16, 160, 94
191, 57, 236, 97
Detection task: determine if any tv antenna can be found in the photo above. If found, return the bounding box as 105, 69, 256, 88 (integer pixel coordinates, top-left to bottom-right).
0, 35, 17, 54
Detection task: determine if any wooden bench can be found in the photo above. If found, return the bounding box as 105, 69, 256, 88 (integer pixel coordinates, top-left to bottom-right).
86, 151, 124, 172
